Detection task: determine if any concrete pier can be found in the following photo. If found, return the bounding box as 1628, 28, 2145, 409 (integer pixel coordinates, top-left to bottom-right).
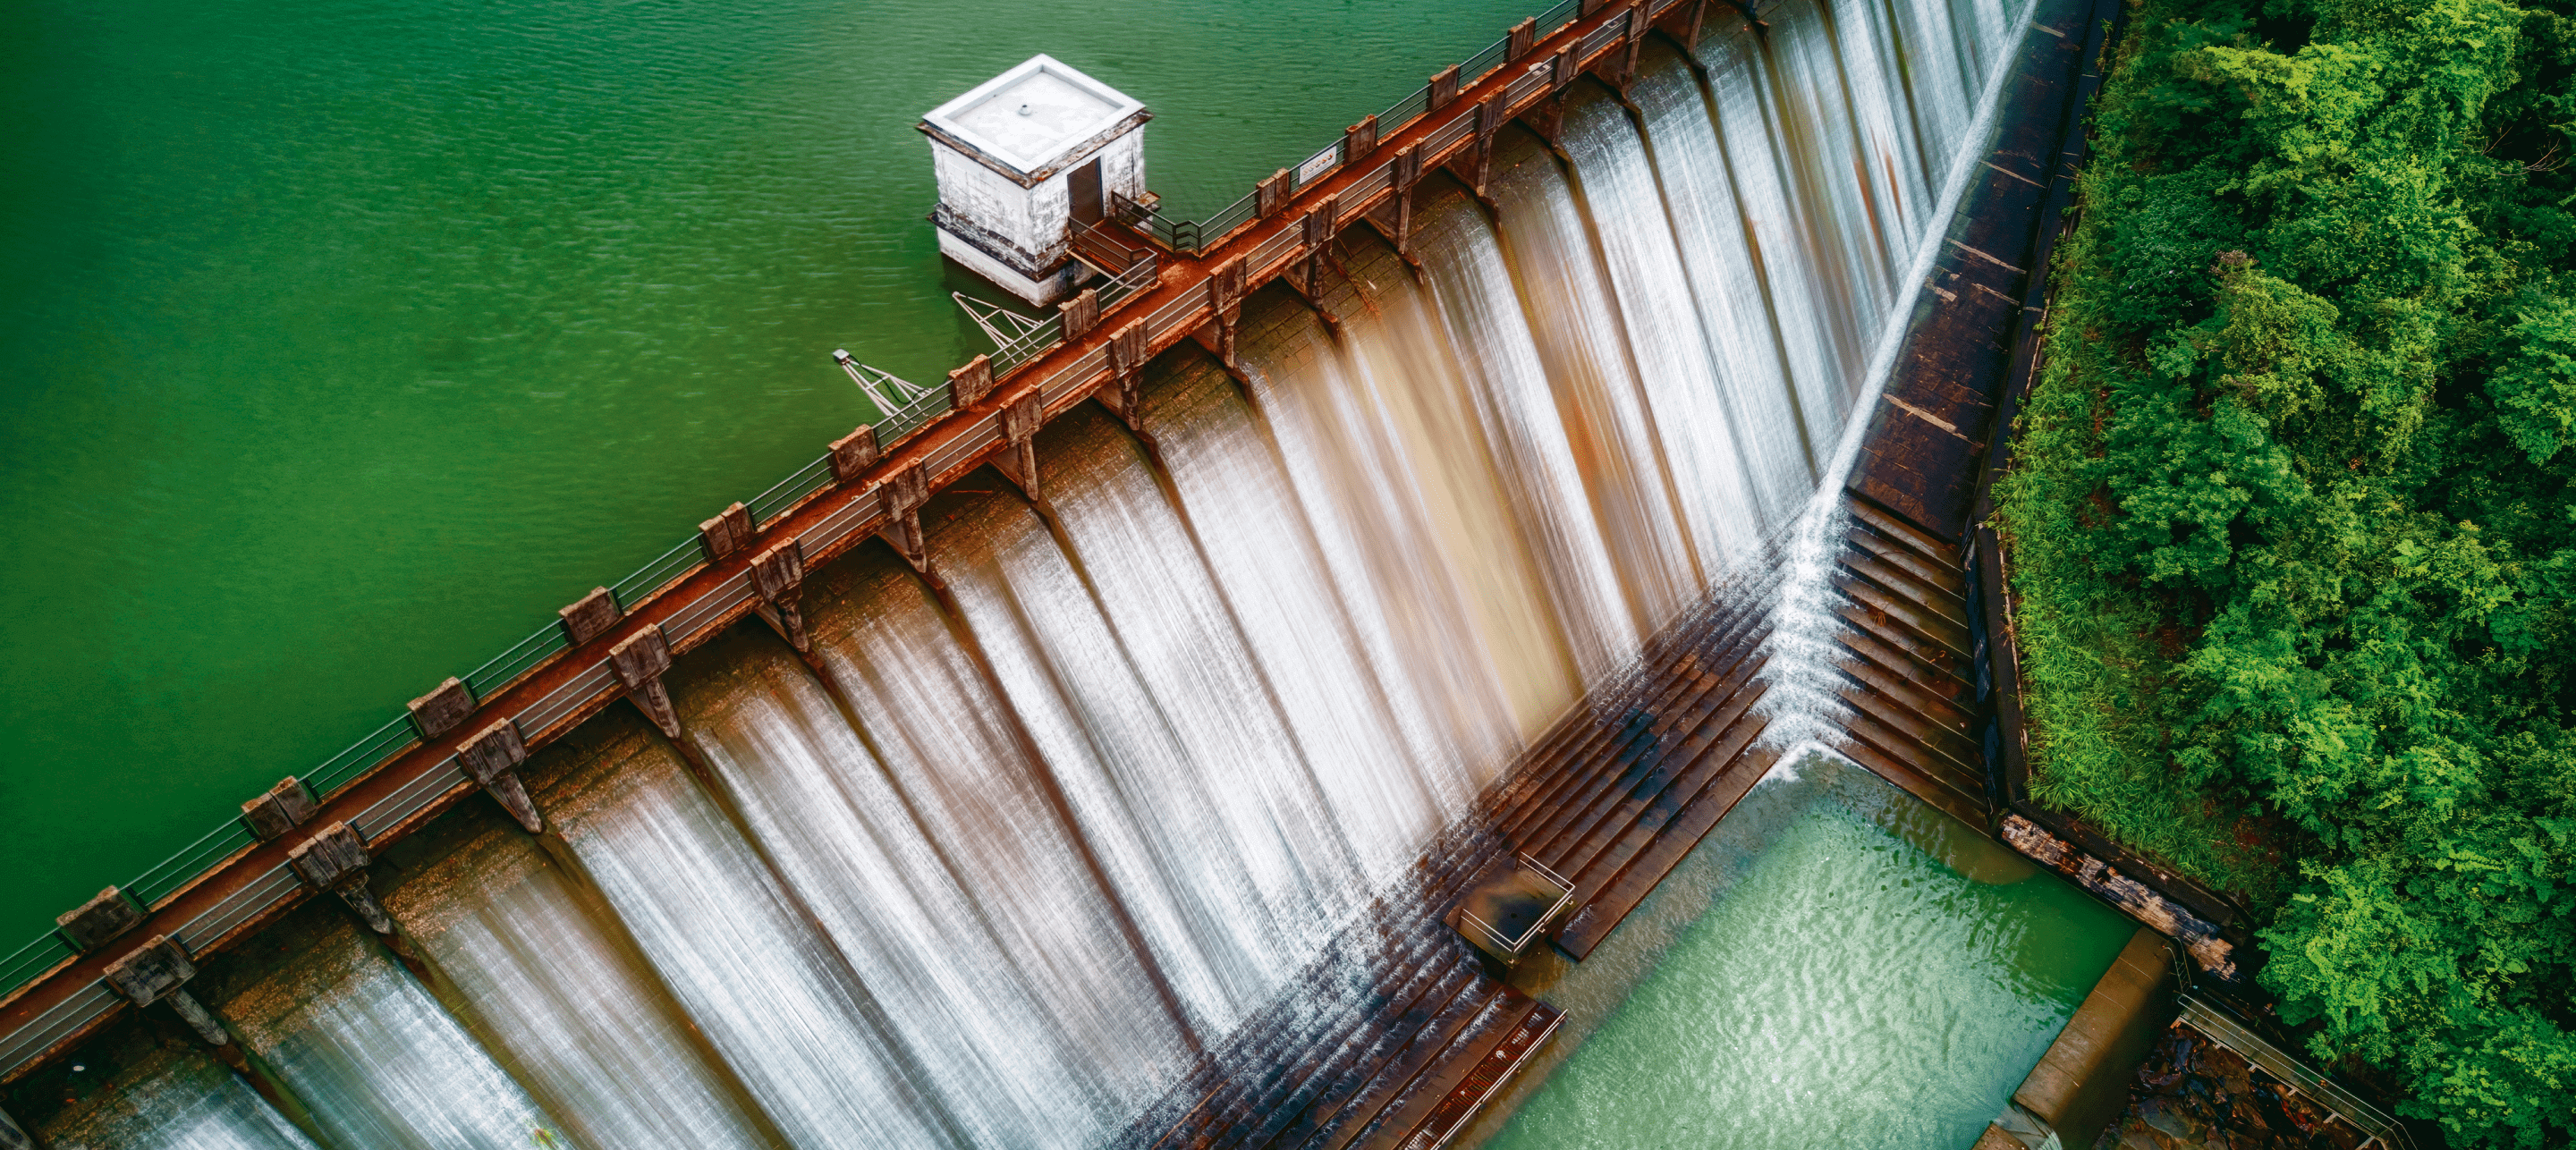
238, 776, 317, 841
285, 823, 399, 938
100, 937, 229, 1050
608, 626, 682, 739
2008, 929, 2176, 1147
458, 718, 545, 833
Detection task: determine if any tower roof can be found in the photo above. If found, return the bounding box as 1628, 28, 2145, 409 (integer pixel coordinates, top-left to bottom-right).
921, 55, 1146, 180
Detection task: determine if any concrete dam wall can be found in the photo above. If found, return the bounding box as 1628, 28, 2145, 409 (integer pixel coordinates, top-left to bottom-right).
5, 0, 2057, 1143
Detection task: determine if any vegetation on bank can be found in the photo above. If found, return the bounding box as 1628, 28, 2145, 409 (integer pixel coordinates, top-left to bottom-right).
1996, 0, 2576, 1141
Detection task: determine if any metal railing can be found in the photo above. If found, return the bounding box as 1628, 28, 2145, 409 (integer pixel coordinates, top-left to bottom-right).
2176, 995, 2416, 1149
1118, 0, 1592, 253
0, 0, 1672, 1064
986, 254, 1159, 379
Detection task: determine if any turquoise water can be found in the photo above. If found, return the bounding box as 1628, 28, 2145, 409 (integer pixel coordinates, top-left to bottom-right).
0, 0, 1531, 935
1471, 753, 2133, 1149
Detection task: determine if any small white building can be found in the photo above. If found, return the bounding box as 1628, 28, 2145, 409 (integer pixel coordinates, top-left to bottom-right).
920, 55, 1150, 307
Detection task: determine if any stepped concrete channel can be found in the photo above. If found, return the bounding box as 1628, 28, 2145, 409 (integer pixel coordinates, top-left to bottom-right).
0, 0, 2249, 1145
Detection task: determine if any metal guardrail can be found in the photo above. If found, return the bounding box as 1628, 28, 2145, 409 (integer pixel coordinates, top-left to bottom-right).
988, 255, 1160, 379
2175, 995, 2415, 1150
0, 0, 1674, 1078
1121, 0, 1595, 252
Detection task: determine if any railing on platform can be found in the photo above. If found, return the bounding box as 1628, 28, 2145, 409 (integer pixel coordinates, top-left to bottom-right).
982, 254, 1159, 379
0, 0, 1675, 1074
1115, 0, 1591, 253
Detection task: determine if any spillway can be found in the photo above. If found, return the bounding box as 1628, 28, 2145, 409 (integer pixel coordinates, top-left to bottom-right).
38, 0, 2055, 1142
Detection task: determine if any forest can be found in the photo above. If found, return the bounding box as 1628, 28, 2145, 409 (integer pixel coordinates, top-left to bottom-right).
1996, 0, 2576, 1141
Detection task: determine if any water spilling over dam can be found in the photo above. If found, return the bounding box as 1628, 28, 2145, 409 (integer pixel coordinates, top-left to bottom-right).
13, 0, 2061, 1142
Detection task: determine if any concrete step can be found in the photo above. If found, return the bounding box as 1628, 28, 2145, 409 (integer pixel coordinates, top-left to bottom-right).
1835, 623, 1974, 703
1250, 964, 1485, 1150
1347, 989, 1546, 1150
1539, 672, 1767, 880
1513, 631, 1766, 865
1835, 655, 1974, 739
1840, 549, 1972, 631
1848, 495, 1961, 568
1299, 980, 1507, 1150
1555, 693, 1771, 894
1839, 706, 1986, 807
1212, 944, 1464, 1150
1835, 572, 1973, 658
1847, 525, 1964, 597
1833, 736, 1989, 829
1554, 743, 1782, 960
1835, 681, 1979, 772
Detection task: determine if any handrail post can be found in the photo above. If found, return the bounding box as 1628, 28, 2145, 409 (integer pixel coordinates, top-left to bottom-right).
1343, 114, 1379, 165
948, 354, 995, 408
1059, 286, 1100, 342
1254, 168, 1292, 220
1428, 63, 1462, 113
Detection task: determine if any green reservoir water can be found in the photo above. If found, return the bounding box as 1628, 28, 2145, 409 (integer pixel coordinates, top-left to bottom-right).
0, 0, 1533, 938
1468, 752, 2134, 1150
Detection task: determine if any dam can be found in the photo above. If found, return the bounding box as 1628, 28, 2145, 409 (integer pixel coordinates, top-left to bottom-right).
0, 0, 2256, 1146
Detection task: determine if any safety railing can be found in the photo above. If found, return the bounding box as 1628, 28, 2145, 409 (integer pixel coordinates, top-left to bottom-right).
987, 253, 1159, 379
0, 0, 1674, 1055
0, 936, 75, 1002
2175, 995, 2417, 1150
1119, 0, 1592, 252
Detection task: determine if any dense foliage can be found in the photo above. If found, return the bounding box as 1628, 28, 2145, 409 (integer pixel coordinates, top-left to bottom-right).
1996, 0, 2576, 1141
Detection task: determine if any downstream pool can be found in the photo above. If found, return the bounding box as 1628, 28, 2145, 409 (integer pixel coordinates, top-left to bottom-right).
1464, 750, 2134, 1150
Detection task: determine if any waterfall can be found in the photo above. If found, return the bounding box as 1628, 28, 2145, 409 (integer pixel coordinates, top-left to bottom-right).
215, 920, 565, 1148
1137, 353, 1476, 885
1484, 129, 1704, 632
35, 1047, 317, 1149
674, 628, 1174, 1150
383, 821, 779, 1149
1746, 0, 2042, 751
926, 483, 1319, 1032
87, 0, 2054, 1143
535, 723, 956, 1149
1556, 86, 1776, 576
1412, 193, 1641, 683
803, 553, 1199, 1111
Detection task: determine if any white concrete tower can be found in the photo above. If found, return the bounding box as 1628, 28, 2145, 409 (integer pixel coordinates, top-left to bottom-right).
920, 55, 1149, 307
